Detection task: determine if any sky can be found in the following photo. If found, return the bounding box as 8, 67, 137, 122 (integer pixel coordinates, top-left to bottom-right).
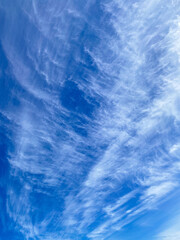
0, 0, 180, 239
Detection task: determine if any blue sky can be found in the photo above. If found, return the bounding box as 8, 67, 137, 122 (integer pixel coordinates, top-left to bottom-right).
1, 0, 180, 239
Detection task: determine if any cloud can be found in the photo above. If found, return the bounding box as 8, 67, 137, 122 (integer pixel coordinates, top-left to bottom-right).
157, 214, 180, 240
1, 0, 180, 239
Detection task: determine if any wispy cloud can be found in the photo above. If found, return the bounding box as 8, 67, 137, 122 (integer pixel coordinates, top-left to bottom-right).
1, 0, 180, 239
157, 214, 180, 240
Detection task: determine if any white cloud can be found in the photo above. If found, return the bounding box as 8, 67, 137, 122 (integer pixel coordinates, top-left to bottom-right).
2, 0, 180, 239
157, 214, 180, 240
